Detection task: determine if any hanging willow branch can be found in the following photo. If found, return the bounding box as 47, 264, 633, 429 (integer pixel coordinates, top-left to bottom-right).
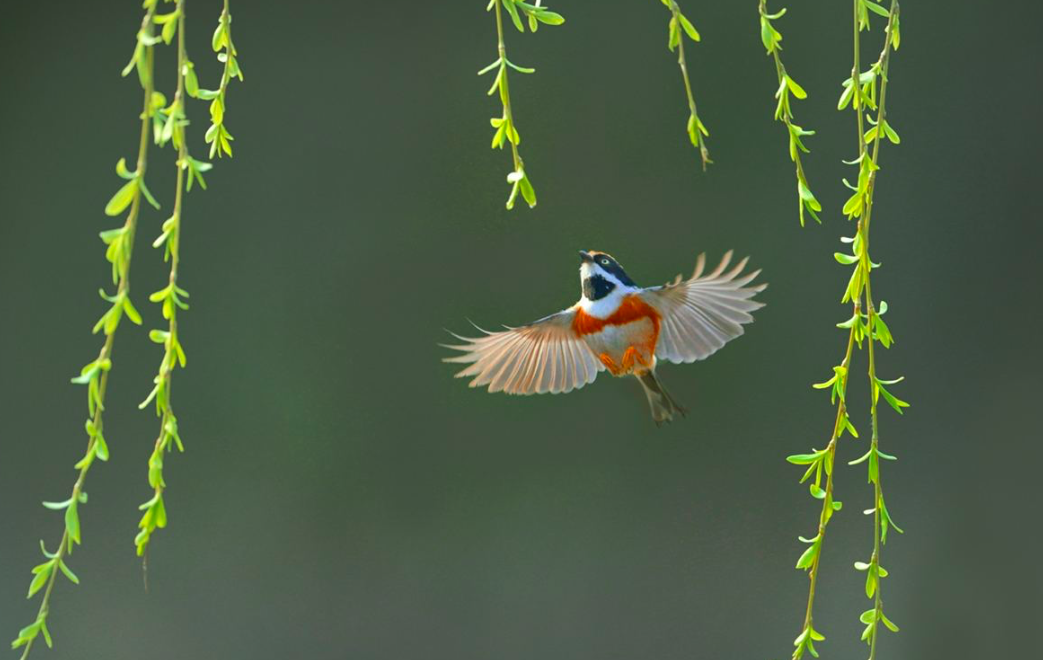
12, 0, 244, 653
782, 1, 905, 659
10, 1, 162, 654
135, 0, 240, 560
758, 1, 819, 225
658, 0, 710, 169
204, 0, 242, 159
136, 0, 195, 559
840, 2, 905, 657
478, 0, 564, 210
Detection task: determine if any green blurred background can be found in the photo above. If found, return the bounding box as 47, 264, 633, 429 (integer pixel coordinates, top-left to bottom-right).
1, 1, 1039, 658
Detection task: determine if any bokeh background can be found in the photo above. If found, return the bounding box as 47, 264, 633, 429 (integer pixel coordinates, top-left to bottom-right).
1, 1, 1040, 658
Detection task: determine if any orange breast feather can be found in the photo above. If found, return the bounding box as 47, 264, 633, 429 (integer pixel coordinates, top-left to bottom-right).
572, 295, 661, 337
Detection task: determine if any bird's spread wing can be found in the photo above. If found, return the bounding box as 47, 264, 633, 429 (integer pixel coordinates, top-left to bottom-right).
639, 251, 766, 364
443, 308, 604, 395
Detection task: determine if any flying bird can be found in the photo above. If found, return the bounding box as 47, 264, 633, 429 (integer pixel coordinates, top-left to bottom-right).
443, 250, 765, 423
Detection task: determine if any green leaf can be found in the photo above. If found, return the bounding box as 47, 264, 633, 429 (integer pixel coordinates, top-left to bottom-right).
797, 177, 819, 206
27, 561, 53, 598
123, 296, 143, 325
880, 611, 900, 632
785, 75, 807, 99
12, 619, 43, 649
505, 59, 535, 74
94, 433, 110, 461
838, 83, 855, 110
58, 560, 79, 584
160, 13, 178, 44
65, 499, 81, 544
812, 373, 837, 390
759, 17, 778, 53
865, 1, 891, 18
535, 10, 565, 26
211, 16, 227, 51
882, 119, 901, 144
848, 448, 872, 466
41, 498, 71, 510
105, 179, 138, 216
795, 537, 819, 570
519, 173, 536, 208
477, 58, 502, 76
877, 381, 910, 414
115, 157, 136, 180
786, 452, 822, 465
184, 62, 199, 97
503, 0, 524, 33
678, 13, 700, 42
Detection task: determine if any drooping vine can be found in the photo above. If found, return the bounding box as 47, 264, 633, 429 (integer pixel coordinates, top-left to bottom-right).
758, 1, 820, 225
134, 0, 206, 558
780, 1, 905, 659
478, 0, 564, 210
10, 2, 161, 654
204, 0, 242, 159
11, 0, 242, 653
840, 2, 905, 657
658, 0, 710, 169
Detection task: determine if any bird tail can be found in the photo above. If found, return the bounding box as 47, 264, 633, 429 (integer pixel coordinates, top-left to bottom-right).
637, 370, 687, 425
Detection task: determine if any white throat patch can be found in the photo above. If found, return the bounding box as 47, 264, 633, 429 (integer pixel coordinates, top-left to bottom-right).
578, 263, 638, 318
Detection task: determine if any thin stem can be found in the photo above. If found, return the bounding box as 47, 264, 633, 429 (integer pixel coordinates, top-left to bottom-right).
217, 0, 233, 101
794, 314, 858, 658
493, 0, 523, 174
852, 0, 866, 156
670, 1, 709, 169
206, 0, 237, 158
858, 4, 899, 658
137, 0, 192, 560
758, 0, 818, 225
17, 9, 156, 659
770, 48, 809, 185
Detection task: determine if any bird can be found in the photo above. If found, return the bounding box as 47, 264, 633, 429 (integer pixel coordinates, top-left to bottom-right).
443, 250, 766, 424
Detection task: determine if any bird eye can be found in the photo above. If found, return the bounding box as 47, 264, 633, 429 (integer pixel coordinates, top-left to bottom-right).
600, 258, 610, 266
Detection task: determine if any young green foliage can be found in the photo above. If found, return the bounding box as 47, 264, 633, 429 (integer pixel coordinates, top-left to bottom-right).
658, 0, 710, 169
839, 3, 905, 658
782, 2, 906, 658
11, 2, 163, 655
202, 0, 243, 159
12, 0, 237, 652
479, 0, 564, 210
758, 1, 820, 225
136, 0, 205, 558
785, 321, 857, 660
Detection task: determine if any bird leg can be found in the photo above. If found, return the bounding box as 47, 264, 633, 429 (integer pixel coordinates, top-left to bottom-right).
598, 353, 621, 375
620, 346, 652, 374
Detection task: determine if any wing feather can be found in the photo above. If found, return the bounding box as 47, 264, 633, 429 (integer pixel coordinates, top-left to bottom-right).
640, 251, 766, 364
443, 308, 604, 395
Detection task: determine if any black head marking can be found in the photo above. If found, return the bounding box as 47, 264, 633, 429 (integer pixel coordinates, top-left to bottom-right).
583, 274, 616, 301
584, 251, 637, 287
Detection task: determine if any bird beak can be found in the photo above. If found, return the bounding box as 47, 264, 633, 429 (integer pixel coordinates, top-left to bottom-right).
579, 250, 593, 263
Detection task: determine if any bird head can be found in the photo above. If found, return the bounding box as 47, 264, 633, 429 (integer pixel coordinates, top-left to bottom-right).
579, 250, 637, 301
